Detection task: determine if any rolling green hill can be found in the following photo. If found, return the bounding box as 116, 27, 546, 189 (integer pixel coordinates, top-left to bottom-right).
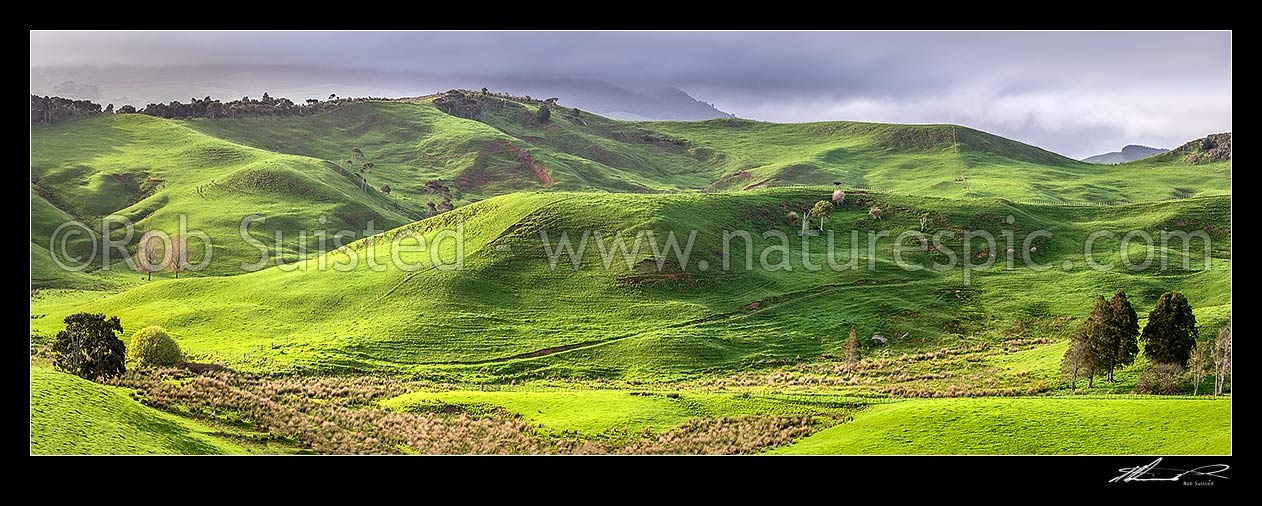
30, 113, 416, 281
30, 96, 1230, 290
30, 365, 245, 454
770, 396, 1231, 455
30, 188, 1230, 381
28, 94, 1231, 455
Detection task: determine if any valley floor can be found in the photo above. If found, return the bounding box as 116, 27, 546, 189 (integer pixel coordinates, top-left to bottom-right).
30, 361, 1231, 455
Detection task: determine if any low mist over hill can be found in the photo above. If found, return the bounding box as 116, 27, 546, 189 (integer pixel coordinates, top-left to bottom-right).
29, 65, 734, 122
1081, 144, 1168, 164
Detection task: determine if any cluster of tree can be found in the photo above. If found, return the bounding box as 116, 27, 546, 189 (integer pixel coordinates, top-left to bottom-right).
32, 92, 375, 124
133, 231, 196, 280
1061, 290, 1141, 389
339, 147, 378, 192
138, 92, 354, 119
1061, 290, 1230, 395
49, 314, 189, 381
31, 95, 104, 124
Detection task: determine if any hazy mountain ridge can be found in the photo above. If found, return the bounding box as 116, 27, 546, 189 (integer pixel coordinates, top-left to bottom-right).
29, 65, 734, 122
1081, 144, 1168, 164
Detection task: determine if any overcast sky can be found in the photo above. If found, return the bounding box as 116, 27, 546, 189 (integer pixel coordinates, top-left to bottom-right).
30, 31, 1231, 158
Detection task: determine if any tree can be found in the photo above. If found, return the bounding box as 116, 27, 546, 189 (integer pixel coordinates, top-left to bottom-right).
1140, 291, 1198, 366
351, 147, 363, 159
1082, 295, 1112, 383
1062, 327, 1096, 390
380, 184, 391, 196
535, 105, 551, 122
1213, 321, 1231, 395
166, 234, 190, 279
119, 105, 137, 114
134, 230, 162, 281
329, 93, 338, 100
843, 325, 861, 363
104, 104, 114, 114
1187, 339, 1213, 396
128, 326, 182, 366
360, 162, 374, 191
481, 87, 489, 96
811, 200, 834, 231
1100, 289, 1140, 382
52, 313, 126, 380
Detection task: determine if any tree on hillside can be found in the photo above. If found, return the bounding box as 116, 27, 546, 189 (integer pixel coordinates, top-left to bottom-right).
134, 230, 163, 281
1187, 339, 1213, 396
360, 162, 374, 191
1081, 295, 1113, 382
1100, 289, 1140, 382
380, 184, 391, 196
1213, 321, 1231, 395
1140, 291, 1198, 366
481, 87, 488, 96
535, 105, 551, 122
104, 104, 114, 114
165, 234, 190, 279
843, 325, 862, 363
811, 200, 834, 232
1062, 327, 1096, 390
832, 189, 845, 204
329, 94, 337, 100
52, 313, 126, 380
118, 105, 136, 114
351, 147, 363, 159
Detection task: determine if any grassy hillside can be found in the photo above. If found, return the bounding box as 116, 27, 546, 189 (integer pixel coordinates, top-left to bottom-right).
770, 396, 1231, 455
30, 114, 415, 283
30, 365, 244, 454
28, 96, 1231, 455
182, 97, 1231, 204
382, 389, 862, 437
30, 98, 1229, 289
30, 188, 1230, 380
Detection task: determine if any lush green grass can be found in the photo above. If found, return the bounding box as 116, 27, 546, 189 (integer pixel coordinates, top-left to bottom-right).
29, 188, 1229, 381
382, 389, 862, 436
30, 99, 1229, 289
185, 99, 1231, 205
770, 396, 1231, 455
28, 97, 1231, 455
30, 365, 245, 454
30, 113, 415, 281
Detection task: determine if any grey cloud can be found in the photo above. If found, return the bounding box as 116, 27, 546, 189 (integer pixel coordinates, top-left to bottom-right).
30, 31, 1231, 158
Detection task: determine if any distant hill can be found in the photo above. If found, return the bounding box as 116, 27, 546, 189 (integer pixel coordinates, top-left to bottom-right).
30, 93, 1232, 286
29, 65, 734, 122
1082, 144, 1168, 164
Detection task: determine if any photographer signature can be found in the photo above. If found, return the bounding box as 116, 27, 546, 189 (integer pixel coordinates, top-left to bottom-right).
1110, 458, 1229, 483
